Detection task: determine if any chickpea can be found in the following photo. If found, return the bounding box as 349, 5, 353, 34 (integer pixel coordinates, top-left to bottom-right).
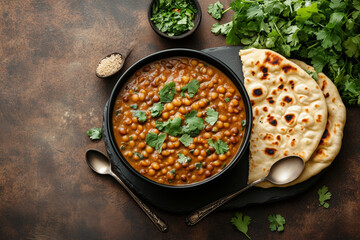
142, 151, 149, 158
167, 142, 174, 149
148, 169, 156, 176
216, 121, 224, 129
166, 103, 174, 111
228, 106, 234, 113
139, 93, 145, 101
188, 143, 195, 149
162, 112, 170, 119
219, 154, 227, 161
152, 162, 160, 170
131, 123, 137, 130
137, 125, 144, 131
174, 141, 180, 148
208, 68, 214, 76
174, 162, 181, 170
132, 117, 138, 123
140, 160, 150, 167
224, 130, 231, 136
219, 115, 228, 122
173, 98, 182, 107
224, 122, 230, 128
118, 127, 127, 135
181, 175, 187, 182
179, 106, 187, 114
210, 92, 218, 100
124, 118, 132, 125
153, 95, 160, 102
162, 143, 167, 150
133, 154, 140, 161
201, 67, 207, 74
218, 86, 226, 93
161, 168, 167, 174
198, 168, 204, 175
139, 169, 146, 175
230, 99, 239, 106
231, 127, 239, 135
198, 100, 207, 108
200, 150, 207, 157
183, 98, 191, 106
181, 76, 190, 83
191, 60, 198, 66
204, 132, 212, 139
167, 171, 175, 180
122, 135, 129, 142
213, 160, 221, 166
191, 175, 196, 181
198, 156, 204, 161
193, 149, 200, 156
161, 150, 171, 156
138, 142, 146, 149
131, 94, 139, 102
146, 146, 154, 153
205, 170, 212, 178
129, 140, 135, 147
139, 132, 146, 139
125, 151, 133, 157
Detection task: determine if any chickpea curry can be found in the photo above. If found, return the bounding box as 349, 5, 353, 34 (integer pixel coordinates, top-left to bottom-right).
112, 57, 247, 185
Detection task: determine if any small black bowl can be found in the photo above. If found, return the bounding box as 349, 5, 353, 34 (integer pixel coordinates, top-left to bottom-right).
105, 48, 253, 190
148, 0, 202, 40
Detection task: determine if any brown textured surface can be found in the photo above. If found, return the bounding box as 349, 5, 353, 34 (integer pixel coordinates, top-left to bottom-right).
0, 1, 359, 239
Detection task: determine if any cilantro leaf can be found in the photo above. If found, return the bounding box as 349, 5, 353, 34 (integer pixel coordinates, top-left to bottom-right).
150, 103, 164, 117
241, 120, 247, 130
156, 117, 183, 136
179, 134, 193, 147
181, 79, 199, 98
183, 110, 204, 137
224, 97, 230, 103
133, 110, 147, 122
205, 108, 219, 126
130, 104, 138, 110
318, 185, 332, 208
133, 152, 144, 160
268, 214, 286, 232
231, 212, 251, 240
145, 132, 166, 153
304, 69, 318, 81
208, 1, 224, 20
207, 139, 229, 154
211, 22, 232, 35
195, 162, 202, 169
177, 153, 191, 164
159, 82, 176, 103
87, 127, 102, 140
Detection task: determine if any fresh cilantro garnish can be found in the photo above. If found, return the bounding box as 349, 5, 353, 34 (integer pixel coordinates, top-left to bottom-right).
120, 145, 125, 150
151, 0, 197, 36
213, 0, 360, 106
133, 110, 147, 122
205, 108, 219, 126
129, 136, 133, 140
208, 1, 224, 20
221, 163, 226, 169
156, 117, 183, 136
115, 109, 121, 116
190, 149, 195, 154
195, 162, 202, 169
318, 185, 332, 208
177, 153, 192, 164
87, 127, 102, 140
130, 104, 138, 110
224, 97, 230, 103
207, 139, 229, 154
241, 120, 247, 130
268, 214, 286, 232
211, 22, 233, 35
159, 82, 176, 103
145, 132, 166, 153
179, 134, 193, 147
206, 149, 211, 155
231, 212, 251, 240
169, 169, 176, 175
180, 79, 200, 98
150, 102, 164, 117
183, 110, 204, 137
133, 152, 144, 160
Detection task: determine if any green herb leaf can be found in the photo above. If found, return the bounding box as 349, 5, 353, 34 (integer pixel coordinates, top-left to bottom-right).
179, 134, 193, 147
318, 185, 332, 208
150, 103, 164, 117
208, 1, 224, 20
211, 22, 232, 35
181, 79, 200, 98
224, 97, 230, 103
159, 82, 176, 103
183, 110, 204, 137
231, 212, 251, 240
130, 104, 138, 110
169, 169, 176, 175
268, 214, 286, 232
195, 162, 202, 169
177, 153, 192, 164
190, 149, 195, 154
120, 145, 125, 150
207, 139, 229, 154
205, 108, 219, 126
87, 127, 102, 140
241, 120, 247, 130
115, 109, 121, 116
133, 152, 144, 160
156, 117, 183, 136
145, 132, 166, 153
133, 110, 147, 122
304, 69, 318, 81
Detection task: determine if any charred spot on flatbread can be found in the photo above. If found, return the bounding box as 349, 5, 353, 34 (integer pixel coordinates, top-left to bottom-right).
282, 65, 297, 74
276, 135, 281, 141
321, 80, 327, 91
319, 128, 330, 145
251, 71, 255, 76
253, 88, 263, 97
325, 92, 329, 98
267, 114, 277, 126
264, 148, 276, 156
266, 97, 275, 104
263, 133, 274, 141
250, 100, 255, 106
259, 66, 268, 79
289, 80, 295, 90
263, 106, 268, 112
316, 114, 322, 123
278, 84, 284, 90
264, 51, 283, 65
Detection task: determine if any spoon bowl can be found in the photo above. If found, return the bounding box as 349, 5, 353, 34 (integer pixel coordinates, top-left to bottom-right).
186, 155, 305, 225
95, 52, 125, 79
85, 149, 168, 232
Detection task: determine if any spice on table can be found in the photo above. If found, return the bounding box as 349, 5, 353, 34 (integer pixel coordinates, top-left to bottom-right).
96, 53, 123, 77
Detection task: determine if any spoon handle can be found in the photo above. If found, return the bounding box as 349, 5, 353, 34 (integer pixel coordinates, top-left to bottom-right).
186, 178, 265, 226
110, 172, 168, 232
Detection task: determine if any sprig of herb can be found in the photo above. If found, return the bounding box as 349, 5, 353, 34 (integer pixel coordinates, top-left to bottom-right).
87, 127, 102, 140
177, 153, 192, 164
133, 152, 144, 160
150, 102, 164, 117
183, 110, 204, 137
130, 104, 138, 110
205, 107, 219, 126
181, 79, 200, 98
231, 212, 252, 240
208, 1, 224, 20
268, 214, 286, 232
156, 117, 183, 136
318, 185, 332, 208
207, 139, 229, 154
145, 132, 166, 153
179, 134, 193, 146
133, 110, 147, 122
159, 82, 176, 103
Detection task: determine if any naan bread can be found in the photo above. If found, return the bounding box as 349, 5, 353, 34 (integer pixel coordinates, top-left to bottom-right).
257, 60, 346, 188
239, 48, 328, 186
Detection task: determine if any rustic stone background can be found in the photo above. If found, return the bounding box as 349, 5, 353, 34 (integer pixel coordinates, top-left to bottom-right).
1, 0, 359, 239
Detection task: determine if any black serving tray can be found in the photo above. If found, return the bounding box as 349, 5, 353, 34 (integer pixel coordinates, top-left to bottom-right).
102, 46, 320, 213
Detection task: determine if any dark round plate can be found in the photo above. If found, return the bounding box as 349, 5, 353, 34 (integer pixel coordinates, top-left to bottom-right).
103, 46, 321, 213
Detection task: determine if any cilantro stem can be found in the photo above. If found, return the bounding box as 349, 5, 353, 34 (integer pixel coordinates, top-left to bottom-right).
307, 42, 319, 49
272, 22, 284, 42
222, 7, 232, 14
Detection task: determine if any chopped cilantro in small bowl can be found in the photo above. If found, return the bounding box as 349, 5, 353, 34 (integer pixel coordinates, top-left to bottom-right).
148, 0, 202, 39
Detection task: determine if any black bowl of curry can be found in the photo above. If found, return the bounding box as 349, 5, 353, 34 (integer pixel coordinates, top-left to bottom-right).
106, 48, 252, 189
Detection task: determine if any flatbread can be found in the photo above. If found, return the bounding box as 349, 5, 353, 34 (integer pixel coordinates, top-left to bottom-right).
257, 60, 346, 188
239, 48, 328, 186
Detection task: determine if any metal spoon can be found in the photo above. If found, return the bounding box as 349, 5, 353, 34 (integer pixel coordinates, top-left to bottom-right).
186, 156, 305, 226
85, 149, 168, 232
